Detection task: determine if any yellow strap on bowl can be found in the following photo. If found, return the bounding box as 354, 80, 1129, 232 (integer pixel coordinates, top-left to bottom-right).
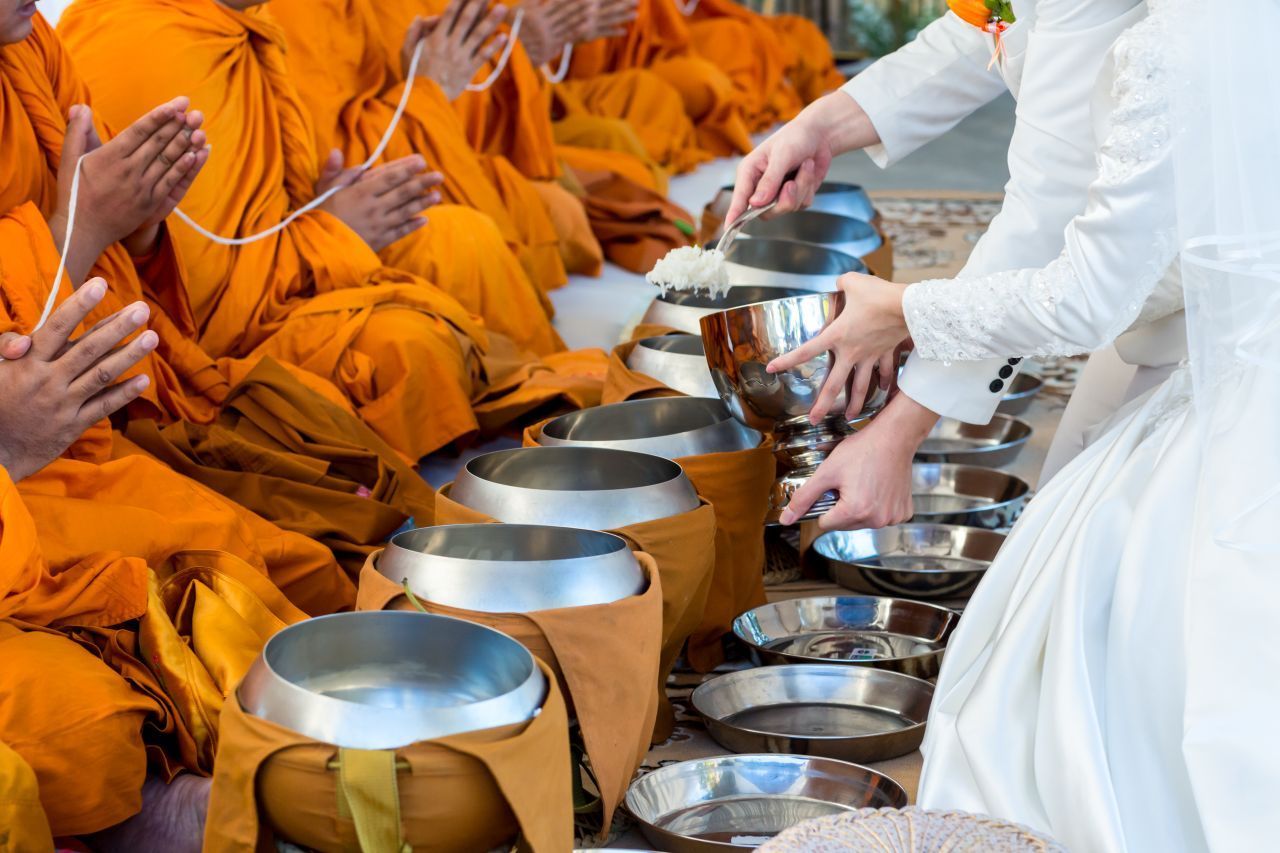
336, 748, 410, 853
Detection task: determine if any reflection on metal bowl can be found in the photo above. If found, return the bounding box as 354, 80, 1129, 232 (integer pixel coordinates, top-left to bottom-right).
914, 414, 1032, 467
721, 238, 865, 292
450, 446, 701, 530
701, 292, 888, 522
997, 372, 1044, 416
626, 334, 719, 398
911, 463, 1032, 529
705, 182, 876, 233
238, 611, 546, 749
740, 211, 883, 260
732, 596, 959, 680
538, 396, 760, 459
810, 524, 1005, 600
378, 524, 646, 613
626, 753, 907, 851
641, 286, 809, 334
692, 664, 933, 764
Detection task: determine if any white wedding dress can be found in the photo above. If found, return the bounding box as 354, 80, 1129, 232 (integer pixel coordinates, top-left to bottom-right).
904, 1, 1280, 851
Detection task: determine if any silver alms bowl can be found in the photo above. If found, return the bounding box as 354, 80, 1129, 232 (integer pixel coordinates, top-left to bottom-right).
450, 446, 701, 530
538, 396, 761, 460
701, 292, 889, 522
810, 524, 1005, 601
911, 463, 1032, 530
997, 372, 1044, 415
642, 286, 809, 335
625, 334, 719, 398
378, 524, 646, 613
721, 238, 866, 292
238, 611, 546, 749
739, 211, 883, 260
914, 414, 1032, 468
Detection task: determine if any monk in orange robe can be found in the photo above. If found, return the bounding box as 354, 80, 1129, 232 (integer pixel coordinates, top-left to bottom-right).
61, 0, 603, 460
272, 0, 571, 293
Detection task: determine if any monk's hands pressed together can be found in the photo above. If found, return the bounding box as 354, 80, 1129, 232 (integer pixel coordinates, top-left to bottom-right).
402, 0, 509, 101
0, 278, 156, 483
520, 0, 586, 67
767, 271, 910, 425
580, 0, 640, 41
318, 152, 444, 252
49, 97, 209, 282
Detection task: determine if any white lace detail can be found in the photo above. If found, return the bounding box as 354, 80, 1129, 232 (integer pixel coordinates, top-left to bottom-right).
903, 8, 1180, 363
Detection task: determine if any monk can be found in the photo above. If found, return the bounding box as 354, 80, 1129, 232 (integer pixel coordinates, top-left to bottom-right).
61, 0, 601, 462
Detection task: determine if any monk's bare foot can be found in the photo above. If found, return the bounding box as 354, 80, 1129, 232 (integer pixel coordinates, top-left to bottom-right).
89, 773, 210, 853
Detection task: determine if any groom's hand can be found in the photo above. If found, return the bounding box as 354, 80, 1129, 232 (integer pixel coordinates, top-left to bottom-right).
779, 393, 939, 530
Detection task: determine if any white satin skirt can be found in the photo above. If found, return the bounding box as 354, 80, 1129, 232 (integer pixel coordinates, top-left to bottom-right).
917, 369, 1279, 852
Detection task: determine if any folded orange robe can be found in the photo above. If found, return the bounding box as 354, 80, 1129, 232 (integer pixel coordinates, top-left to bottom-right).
272, 0, 569, 293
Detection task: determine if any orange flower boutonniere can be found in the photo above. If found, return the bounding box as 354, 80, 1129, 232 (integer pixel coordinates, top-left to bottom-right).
948, 0, 1017, 69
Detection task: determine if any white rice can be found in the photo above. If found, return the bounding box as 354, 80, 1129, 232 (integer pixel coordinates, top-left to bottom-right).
645, 246, 730, 297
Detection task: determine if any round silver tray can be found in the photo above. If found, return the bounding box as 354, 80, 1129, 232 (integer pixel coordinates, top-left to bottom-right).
809, 524, 1005, 601
997, 372, 1044, 416
692, 664, 932, 764
914, 414, 1032, 468
626, 753, 908, 851
911, 463, 1032, 530
732, 596, 959, 679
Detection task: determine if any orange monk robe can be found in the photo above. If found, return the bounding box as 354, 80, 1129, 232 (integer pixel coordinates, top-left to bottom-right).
0, 740, 55, 850
62, 1, 516, 460
767, 13, 846, 104
271, 0, 570, 294
568, 0, 755, 156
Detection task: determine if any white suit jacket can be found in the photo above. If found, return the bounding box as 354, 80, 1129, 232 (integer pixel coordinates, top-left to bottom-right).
843, 0, 1146, 423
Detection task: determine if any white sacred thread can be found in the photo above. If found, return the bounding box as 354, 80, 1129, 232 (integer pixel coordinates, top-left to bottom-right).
542, 42, 574, 84
675, 0, 701, 15
29, 14, 525, 340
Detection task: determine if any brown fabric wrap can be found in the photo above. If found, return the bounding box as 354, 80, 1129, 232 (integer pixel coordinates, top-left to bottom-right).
204, 660, 571, 853
521, 421, 771, 671
356, 551, 662, 826
861, 228, 895, 280
435, 485, 716, 742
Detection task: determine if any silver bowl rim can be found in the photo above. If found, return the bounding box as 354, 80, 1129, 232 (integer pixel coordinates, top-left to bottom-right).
910, 462, 1033, 517
689, 663, 934, 743
385, 522, 634, 562
539, 396, 751, 445
1003, 372, 1045, 402
699, 289, 841, 327
809, 524, 1006, 576
920, 414, 1033, 459
458, 445, 690, 492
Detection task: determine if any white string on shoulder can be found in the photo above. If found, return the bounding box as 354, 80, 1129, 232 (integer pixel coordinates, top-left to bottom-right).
466, 7, 525, 92
541, 42, 574, 84
675, 0, 701, 15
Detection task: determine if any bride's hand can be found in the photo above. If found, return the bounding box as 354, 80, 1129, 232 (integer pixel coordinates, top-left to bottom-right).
767, 271, 911, 424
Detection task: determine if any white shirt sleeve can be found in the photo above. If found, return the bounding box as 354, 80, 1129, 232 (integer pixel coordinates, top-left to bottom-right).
841, 13, 1007, 168
902, 13, 1178, 363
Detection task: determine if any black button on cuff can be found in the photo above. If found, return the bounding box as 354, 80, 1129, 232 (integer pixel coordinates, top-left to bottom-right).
1008, 357, 1022, 365
989, 379, 1005, 393
999, 365, 1013, 379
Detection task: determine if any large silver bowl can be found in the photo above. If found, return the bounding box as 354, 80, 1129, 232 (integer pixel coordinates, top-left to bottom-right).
701, 292, 888, 521
626, 754, 907, 851
721, 239, 866, 292
538, 397, 761, 459
914, 414, 1032, 467
810, 524, 1005, 601
450, 446, 701, 530
739, 211, 883, 260
732, 596, 959, 679
692, 665, 932, 765
997, 372, 1044, 416
911, 463, 1032, 530
642, 286, 808, 334
626, 334, 719, 398
705, 182, 876, 231
378, 524, 646, 613
238, 611, 546, 749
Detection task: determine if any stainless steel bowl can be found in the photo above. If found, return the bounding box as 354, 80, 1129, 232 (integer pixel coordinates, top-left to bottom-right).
692, 665, 932, 764
721, 239, 866, 292
626, 334, 719, 398
701, 292, 888, 521
642, 286, 809, 334
626, 754, 907, 851
707, 182, 876, 228
914, 414, 1033, 467
810, 524, 1006, 601
538, 397, 761, 459
450, 446, 701, 530
997, 372, 1044, 416
378, 524, 646, 613
732, 596, 959, 679
911, 463, 1032, 530
238, 611, 546, 749
739, 211, 883, 260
